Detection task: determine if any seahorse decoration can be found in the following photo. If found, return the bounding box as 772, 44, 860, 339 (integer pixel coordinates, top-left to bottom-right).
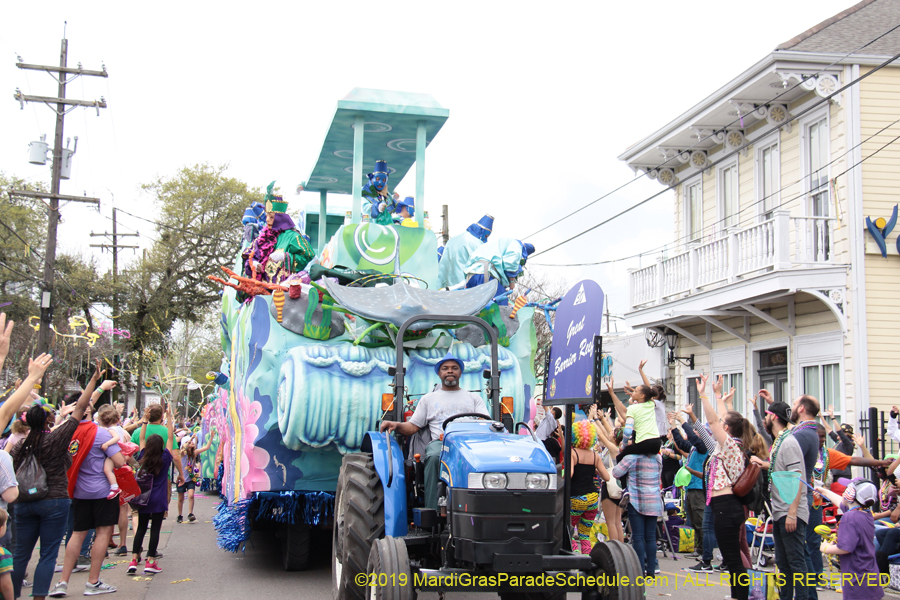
866, 204, 898, 258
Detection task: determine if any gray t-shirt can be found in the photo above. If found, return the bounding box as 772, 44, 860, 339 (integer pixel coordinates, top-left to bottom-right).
408, 389, 490, 440
0, 450, 18, 511
770, 434, 809, 523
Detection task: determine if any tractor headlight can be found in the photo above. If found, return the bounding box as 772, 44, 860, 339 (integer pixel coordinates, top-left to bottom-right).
482, 473, 508, 489
524, 473, 550, 490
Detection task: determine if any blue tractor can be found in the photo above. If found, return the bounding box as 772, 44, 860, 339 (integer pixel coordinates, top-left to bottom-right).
331, 315, 643, 600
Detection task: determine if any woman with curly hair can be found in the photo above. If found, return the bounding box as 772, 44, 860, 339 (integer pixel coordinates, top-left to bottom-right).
569, 419, 610, 555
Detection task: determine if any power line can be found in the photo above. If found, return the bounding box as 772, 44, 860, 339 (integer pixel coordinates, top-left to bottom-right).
522, 20, 900, 242
531, 114, 900, 267
530, 46, 900, 259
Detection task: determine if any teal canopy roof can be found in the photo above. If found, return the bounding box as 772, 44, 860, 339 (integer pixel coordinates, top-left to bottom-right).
303, 88, 449, 194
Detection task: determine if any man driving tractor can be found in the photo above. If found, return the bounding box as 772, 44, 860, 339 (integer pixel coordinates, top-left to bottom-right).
379, 351, 489, 510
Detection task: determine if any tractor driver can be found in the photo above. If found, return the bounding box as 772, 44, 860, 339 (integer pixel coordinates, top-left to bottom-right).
380, 352, 490, 511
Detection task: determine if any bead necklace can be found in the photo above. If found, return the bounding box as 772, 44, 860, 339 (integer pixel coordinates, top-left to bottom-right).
767, 428, 792, 489
813, 446, 829, 482
792, 421, 818, 435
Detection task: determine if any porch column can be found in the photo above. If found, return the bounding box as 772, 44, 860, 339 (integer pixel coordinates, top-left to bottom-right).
627, 268, 636, 310
688, 242, 699, 294
772, 210, 791, 270
318, 189, 328, 255
351, 115, 365, 224
655, 257, 665, 305
726, 227, 740, 283
415, 120, 426, 228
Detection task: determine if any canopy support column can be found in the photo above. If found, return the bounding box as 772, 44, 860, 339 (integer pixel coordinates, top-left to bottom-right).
415, 120, 426, 228
318, 189, 328, 255
352, 114, 365, 224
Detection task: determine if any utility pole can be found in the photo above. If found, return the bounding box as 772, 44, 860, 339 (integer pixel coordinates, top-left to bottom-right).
11, 35, 108, 354
441, 204, 449, 245
89, 207, 139, 315
90, 207, 138, 407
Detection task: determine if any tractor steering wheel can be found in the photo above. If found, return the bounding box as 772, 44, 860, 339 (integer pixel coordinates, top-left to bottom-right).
442, 412, 493, 431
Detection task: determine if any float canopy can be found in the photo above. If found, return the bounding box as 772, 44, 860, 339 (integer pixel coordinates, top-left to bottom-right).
304, 88, 449, 196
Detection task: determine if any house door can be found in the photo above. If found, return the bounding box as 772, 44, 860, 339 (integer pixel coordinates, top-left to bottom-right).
757, 348, 789, 423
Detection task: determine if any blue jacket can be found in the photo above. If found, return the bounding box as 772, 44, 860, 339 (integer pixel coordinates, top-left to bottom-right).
673, 423, 708, 490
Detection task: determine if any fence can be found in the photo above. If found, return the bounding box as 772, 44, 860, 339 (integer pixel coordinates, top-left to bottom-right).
859, 407, 899, 481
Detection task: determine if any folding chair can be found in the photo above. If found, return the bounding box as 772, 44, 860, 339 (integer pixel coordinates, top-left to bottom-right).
749, 500, 775, 569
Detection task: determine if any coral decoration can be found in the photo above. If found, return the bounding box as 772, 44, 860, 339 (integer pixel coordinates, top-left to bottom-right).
273, 289, 285, 322
207, 266, 287, 297
288, 282, 302, 300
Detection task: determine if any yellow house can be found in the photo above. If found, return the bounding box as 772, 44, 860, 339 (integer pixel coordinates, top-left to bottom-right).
618, 0, 900, 430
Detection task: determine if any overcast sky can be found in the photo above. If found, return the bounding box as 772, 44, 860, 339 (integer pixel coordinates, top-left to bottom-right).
1, 0, 858, 328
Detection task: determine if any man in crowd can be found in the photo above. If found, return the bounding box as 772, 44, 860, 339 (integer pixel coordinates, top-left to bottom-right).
380, 352, 489, 510
753, 402, 809, 600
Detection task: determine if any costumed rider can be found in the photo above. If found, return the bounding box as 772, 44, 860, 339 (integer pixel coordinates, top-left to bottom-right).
437, 214, 494, 289
243, 181, 316, 283
362, 159, 399, 225
241, 201, 266, 247
393, 197, 433, 230
462, 238, 535, 305
379, 352, 489, 511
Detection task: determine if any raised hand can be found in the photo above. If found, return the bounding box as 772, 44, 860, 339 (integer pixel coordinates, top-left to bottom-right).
0, 314, 13, 360
27, 353, 54, 379
712, 375, 724, 395
826, 406, 834, 419
695, 373, 708, 396
748, 395, 758, 409
853, 434, 866, 447
639, 359, 648, 370
758, 389, 774, 405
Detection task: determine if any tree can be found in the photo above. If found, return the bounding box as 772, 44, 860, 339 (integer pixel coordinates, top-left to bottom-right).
516, 271, 571, 385
118, 164, 260, 410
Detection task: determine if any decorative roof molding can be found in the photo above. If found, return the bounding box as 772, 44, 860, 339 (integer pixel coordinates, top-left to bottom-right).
775, 70, 842, 105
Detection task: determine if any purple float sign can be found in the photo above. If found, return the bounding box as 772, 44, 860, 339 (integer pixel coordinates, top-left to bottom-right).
546, 280, 604, 402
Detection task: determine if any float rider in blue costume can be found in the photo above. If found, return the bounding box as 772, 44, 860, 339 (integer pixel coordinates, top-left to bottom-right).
437, 214, 494, 289
463, 239, 535, 305
362, 160, 399, 225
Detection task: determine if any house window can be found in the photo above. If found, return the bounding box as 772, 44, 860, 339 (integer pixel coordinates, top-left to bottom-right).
719, 372, 745, 415
686, 181, 702, 242
720, 163, 739, 229
806, 117, 831, 260
803, 363, 841, 422
758, 143, 778, 219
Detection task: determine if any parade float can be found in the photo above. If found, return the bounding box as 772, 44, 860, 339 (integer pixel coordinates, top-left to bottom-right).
204, 89, 543, 570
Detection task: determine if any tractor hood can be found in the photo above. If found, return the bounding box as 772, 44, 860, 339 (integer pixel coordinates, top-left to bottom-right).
440, 422, 555, 488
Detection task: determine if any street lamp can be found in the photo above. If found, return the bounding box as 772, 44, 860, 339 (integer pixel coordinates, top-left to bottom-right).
664, 328, 694, 370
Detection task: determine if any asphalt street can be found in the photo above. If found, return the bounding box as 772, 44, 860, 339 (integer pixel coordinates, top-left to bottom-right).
30, 492, 862, 600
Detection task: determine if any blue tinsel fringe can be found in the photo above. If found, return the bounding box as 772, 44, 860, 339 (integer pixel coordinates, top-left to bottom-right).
253, 491, 334, 526
213, 498, 254, 553
212, 490, 335, 552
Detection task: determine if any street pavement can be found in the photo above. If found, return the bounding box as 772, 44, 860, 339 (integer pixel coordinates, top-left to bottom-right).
29, 492, 864, 600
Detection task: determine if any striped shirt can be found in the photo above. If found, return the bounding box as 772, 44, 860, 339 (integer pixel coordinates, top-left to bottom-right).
0, 547, 12, 573
612, 453, 663, 517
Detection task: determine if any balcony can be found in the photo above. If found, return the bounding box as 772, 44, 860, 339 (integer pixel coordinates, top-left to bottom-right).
629, 210, 838, 311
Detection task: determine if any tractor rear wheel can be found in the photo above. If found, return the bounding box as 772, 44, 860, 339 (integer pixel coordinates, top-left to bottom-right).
333, 453, 385, 600
281, 522, 311, 571
366, 537, 415, 600
589, 540, 644, 600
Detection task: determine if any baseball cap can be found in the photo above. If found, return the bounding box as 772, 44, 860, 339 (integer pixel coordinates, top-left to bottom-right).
766, 402, 792, 424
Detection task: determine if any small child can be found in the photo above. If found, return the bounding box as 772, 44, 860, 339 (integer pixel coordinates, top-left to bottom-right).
0, 508, 13, 600
98, 409, 123, 500
817, 479, 884, 600
617, 384, 663, 461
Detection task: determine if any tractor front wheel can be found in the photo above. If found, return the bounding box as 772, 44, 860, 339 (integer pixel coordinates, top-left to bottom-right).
332, 453, 385, 600
589, 540, 644, 600
366, 537, 415, 600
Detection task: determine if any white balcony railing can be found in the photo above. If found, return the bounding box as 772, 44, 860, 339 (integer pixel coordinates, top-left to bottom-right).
628, 210, 836, 310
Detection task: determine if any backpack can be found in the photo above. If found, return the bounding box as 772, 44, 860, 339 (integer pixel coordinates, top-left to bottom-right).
16, 453, 48, 502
